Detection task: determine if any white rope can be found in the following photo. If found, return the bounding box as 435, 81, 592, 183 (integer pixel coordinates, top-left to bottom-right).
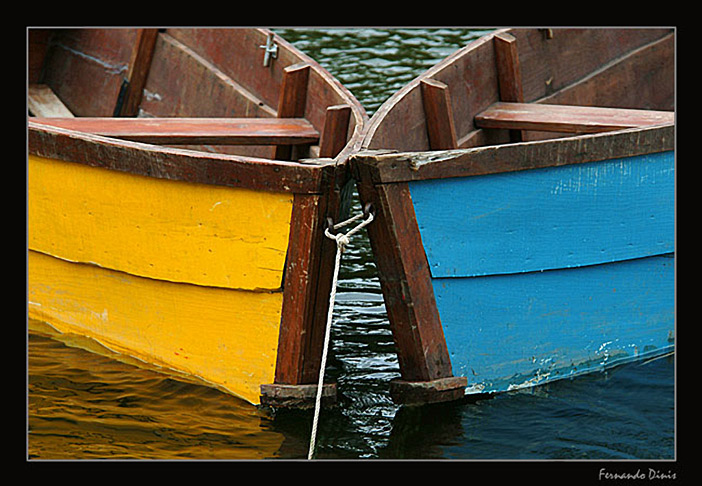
307, 207, 374, 460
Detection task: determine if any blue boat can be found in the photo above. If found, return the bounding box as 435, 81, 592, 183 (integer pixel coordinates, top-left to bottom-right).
353, 28, 675, 404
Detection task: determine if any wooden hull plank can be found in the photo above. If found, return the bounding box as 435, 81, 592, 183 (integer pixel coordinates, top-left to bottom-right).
408, 151, 674, 278
432, 254, 674, 394
29, 155, 293, 291
28, 250, 283, 405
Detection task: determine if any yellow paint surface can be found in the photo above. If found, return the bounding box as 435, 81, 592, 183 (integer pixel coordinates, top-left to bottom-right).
28, 155, 293, 291
28, 250, 282, 405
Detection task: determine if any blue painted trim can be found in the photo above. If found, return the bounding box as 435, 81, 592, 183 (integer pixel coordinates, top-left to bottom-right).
409, 151, 674, 278
432, 255, 675, 394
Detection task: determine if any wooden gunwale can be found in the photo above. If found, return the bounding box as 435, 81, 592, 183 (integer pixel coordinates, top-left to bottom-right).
28, 121, 332, 195
355, 123, 674, 185
355, 27, 675, 404
27, 27, 367, 407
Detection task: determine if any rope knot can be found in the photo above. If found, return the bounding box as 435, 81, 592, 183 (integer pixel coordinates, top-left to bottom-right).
335, 234, 350, 249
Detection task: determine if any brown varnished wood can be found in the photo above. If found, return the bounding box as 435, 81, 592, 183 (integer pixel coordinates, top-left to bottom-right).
363, 28, 673, 153
493, 32, 524, 142
28, 85, 74, 118
494, 32, 524, 104
38, 29, 142, 116
274, 167, 346, 385
354, 170, 454, 382
31, 117, 319, 145
274, 63, 311, 160
116, 28, 160, 117
275, 194, 323, 385
475, 102, 674, 134
421, 79, 458, 150
28, 30, 54, 84
354, 124, 674, 185
319, 104, 351, 158
28, 120, 332, 194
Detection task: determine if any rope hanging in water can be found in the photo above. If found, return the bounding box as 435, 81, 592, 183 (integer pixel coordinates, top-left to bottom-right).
308, 203, 374, 460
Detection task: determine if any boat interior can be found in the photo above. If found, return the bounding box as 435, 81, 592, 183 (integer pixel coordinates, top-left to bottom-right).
365, 28, 675, 153
28, 28, 359, 163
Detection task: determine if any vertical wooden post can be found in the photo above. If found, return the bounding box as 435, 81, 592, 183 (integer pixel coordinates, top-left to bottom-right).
354, 159, 467, 404
274, 63, 311, 160
274, 193, 323, 386
261, 190, 337, 408
493, 32, 524, 142
263, 158, 343, 408
319, 104, 352, 158
421, 79, 458, 150
115, 29, 160, 117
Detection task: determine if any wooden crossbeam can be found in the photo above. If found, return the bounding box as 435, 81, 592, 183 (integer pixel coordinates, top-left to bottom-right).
31, 117, 320, 145
475, 102, 674, 134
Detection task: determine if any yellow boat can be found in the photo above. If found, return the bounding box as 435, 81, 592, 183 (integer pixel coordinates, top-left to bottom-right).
27, 28, 367, 407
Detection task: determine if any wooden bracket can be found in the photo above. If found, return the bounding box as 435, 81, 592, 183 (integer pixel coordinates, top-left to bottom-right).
421, 78, 458, 150
319, 104, 352, 158
115, 29, 160, 117
493, 32, 524, 142
274, 63, 311, 160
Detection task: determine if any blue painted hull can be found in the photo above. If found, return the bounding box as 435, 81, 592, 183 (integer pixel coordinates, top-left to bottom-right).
408, 151, 675, 395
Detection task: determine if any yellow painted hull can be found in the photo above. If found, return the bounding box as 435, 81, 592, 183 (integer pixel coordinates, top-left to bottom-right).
28, 155, 294, 405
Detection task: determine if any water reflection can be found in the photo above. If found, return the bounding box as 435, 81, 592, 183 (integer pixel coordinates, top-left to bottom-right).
28, 332, 285, 459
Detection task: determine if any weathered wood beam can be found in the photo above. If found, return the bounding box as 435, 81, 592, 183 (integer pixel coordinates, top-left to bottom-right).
318, 104, 351, 158
421, 79, 458, 150
30, 117, 319, 145
28, 84, 74, 118
274, 63, 311, 160
475, 102, 674, 134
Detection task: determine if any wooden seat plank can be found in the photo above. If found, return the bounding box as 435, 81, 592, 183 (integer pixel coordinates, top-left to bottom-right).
28, 84, 74, 118
475, 102, 674, 134
30, 117, 320, 145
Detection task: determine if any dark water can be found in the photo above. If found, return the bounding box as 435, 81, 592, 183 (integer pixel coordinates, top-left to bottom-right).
27, 28, 676, 465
